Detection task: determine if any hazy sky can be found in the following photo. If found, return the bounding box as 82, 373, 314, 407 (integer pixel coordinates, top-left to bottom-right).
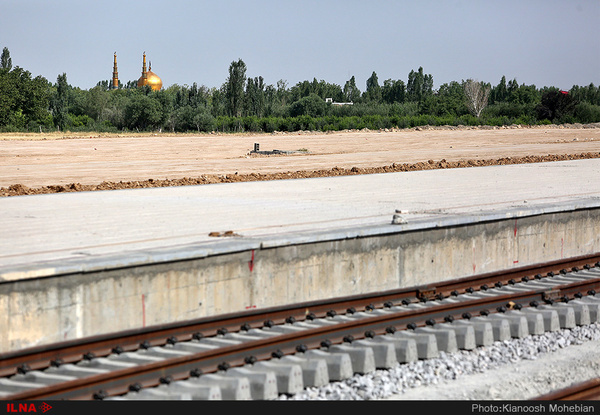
1, 0, 598, 91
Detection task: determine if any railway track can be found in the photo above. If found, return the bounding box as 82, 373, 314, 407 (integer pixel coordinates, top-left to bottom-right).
534, 378, 600, 400
2, 254, 600, 401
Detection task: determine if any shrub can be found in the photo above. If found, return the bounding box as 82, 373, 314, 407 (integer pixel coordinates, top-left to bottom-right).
289, 94, 327, 118
574, 102, 600, 123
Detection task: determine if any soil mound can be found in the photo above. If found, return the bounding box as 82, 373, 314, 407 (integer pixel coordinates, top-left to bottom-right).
2, 152, 598, 197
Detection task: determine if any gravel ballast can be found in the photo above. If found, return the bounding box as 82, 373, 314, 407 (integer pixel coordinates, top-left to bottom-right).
278, 322, 600, 400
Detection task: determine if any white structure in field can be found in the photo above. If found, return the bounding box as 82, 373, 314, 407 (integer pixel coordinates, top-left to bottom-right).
325, 97, 353, 105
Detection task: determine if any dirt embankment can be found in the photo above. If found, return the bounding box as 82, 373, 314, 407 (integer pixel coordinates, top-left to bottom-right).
1, 123, 599, 197
2, 152, 599, 197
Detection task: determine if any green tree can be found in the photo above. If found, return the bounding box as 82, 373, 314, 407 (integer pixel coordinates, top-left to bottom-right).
1, 47, 12, 71
104, 88, 129, 129
490, 75, 508, 103
172, 105, 197, 131
245, 76, 266, 117
343, 76, 361, 103
95, 80, 111, 91
574, 101, 600, 123
84, 86, 110, 122
363, 71, 381, 102
289, 78, 343, 103
0, 69, 18, 126
570, 83, 599, 105
22, 74, 51, 127
124, 92, 162, 130
509, 83, 539, 105
193, 107, 215, 132
507, 78, 519, 101
276, 79, 289, 106
154, 87, 177, 131
428, 81, 466, 116
210, 86, 227, 118
424, 74, 434, 97
381, 79, 406, 104
188, 82, 210, 108
314, 78, 343, 101
289, 93, 327, 117
124, 80, 138, 89
225, 59, 247, 117
52, 73, 70, 131
0, 66, 50, 128
536, 89, 576, 122
407, 67, 433, 102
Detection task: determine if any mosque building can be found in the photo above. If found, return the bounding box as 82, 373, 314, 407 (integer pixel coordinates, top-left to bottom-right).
111, 52, 163, 91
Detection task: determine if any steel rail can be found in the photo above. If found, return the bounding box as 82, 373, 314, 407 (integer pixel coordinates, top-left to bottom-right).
533, 378, 600, 400
2, 253, 599, 379
4, 270, 600, 401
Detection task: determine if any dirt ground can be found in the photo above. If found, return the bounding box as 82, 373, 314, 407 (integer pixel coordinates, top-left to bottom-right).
1, 123, 599, 197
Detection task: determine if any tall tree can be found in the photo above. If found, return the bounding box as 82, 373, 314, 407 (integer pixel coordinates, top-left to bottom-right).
407, 68, 422, 102
464, 79, 491, 117
407, 67, 433, 102
276, 79, 289, 106
570, 83, 600, 106
507, 78, 519, 101
22, 74, 51, 125
382, 79, 406, 104
343, 76, 361, 103
491, 75, 508, 103
245, 76, 265, 117
85, 86, 110, 121
434, 81, 467, 116
52, 73, 70, 130
1, 47, 12, 71
423, 73, 434, 98
364, 71, 381, 102
224, 59, 247, 117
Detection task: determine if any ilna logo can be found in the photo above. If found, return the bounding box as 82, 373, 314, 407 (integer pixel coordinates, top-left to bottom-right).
6, 403, 52, 413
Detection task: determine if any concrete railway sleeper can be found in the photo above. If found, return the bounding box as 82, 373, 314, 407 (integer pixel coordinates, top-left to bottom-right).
2, 260, 600, 400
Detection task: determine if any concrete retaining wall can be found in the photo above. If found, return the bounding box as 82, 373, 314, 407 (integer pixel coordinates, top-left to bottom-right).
1, 202, 599, 354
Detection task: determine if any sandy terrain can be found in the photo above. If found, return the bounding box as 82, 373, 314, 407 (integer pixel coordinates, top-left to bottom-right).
1, 124, 599, 196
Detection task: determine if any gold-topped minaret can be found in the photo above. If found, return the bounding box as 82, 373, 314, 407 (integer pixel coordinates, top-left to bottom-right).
111, 52, 119, 90
137, 52, 162, 91
138, 52, 148, 87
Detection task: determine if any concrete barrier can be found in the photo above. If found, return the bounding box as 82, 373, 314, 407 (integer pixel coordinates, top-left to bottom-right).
1, 199, 600, 353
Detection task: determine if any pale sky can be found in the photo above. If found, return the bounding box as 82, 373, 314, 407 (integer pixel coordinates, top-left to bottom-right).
1, 0, 598, 92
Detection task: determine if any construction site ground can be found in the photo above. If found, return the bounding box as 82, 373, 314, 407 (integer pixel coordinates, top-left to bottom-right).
1, 123, 599, 197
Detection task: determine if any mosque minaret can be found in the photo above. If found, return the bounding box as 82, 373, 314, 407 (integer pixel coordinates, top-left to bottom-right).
137, 52, 162, 91
111, 52, 162, 91
111, 52, 119, 90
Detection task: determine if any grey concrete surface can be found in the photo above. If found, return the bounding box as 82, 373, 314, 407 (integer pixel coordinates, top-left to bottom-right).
1, 159, 600, 279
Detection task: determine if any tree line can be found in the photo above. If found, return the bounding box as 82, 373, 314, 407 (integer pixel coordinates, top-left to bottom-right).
1, 47, 599, 134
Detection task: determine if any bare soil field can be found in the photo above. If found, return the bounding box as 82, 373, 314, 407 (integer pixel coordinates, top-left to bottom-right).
1, 124, 599, 197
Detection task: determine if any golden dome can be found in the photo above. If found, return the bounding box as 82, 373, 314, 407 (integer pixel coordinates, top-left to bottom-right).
143, 70, 162, 91
137, 53, 162, 91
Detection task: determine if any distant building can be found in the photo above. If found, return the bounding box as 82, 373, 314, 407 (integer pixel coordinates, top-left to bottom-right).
137, 52, 163, 91
325, 97, 353, 106
111, 52, 163, 91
